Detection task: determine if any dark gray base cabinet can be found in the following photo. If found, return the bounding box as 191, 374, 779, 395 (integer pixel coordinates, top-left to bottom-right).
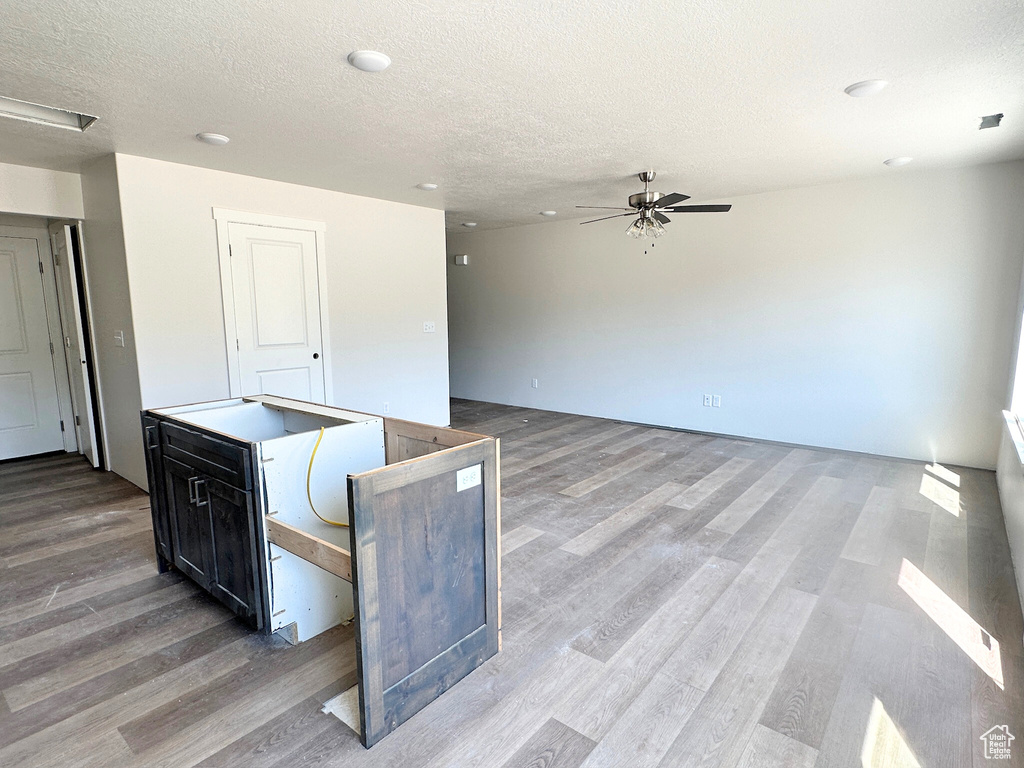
141, 395, 501, 748
142, 412, 265, 628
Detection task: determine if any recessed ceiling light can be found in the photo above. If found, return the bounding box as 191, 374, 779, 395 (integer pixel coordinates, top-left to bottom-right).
883, 157, 913, 167
462, 222, 478, 228
416, 183, 438, 191
0, 94, 97, 132
844, 80, 888, 98
196, 132, 230, 145
347, 50, 391, 73
539, 211, 557, 216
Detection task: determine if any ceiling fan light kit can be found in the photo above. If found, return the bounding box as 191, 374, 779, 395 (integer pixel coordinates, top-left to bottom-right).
577, 170, 732, 238
626, 211, 666, 239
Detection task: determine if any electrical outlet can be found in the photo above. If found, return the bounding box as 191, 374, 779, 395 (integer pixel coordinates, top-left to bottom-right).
531, 378, 538, 389
423, 321, 436, 333
703, 394, 712, 407
712, 395, 721, 407
383, 402, 390, 414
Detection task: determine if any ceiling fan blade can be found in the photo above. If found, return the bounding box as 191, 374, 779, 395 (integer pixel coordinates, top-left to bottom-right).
579, 212, 637, 225
653, 212, 671, 224
575, 205, 635, 210
655, 192, 690, 208
661, 204, 732, 213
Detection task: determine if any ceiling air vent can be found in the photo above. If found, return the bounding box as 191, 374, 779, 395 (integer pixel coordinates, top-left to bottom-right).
0, 94, 97, 132
979, 113, 1004, 130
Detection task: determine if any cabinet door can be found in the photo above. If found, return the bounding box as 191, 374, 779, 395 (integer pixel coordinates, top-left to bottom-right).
347, 438, 500, 747
204, 475, 262, 628
164, 455, 215, 589
141, 414, 172, 567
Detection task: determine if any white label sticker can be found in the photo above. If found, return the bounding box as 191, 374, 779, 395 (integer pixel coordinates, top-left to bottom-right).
456, 464, 482, 492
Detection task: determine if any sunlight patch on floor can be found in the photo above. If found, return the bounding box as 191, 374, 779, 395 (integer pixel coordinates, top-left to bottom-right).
925, 463, 960, 488
919, 472, 961, 517
898, 558, 1002, 688
861, 697, 921, 768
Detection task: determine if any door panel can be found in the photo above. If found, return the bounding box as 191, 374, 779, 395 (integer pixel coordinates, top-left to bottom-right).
0, 236, 64, 460
142, 415, 172, 566
164, 455, 214, 589
256, 367, 311, 401
49, 222, 98, 467
228, 223, 325, 402
205, 475, 261, 626
348, 439, 500, 747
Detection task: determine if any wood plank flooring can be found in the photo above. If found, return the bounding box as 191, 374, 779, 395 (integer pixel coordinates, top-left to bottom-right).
1, 399, 1023, 766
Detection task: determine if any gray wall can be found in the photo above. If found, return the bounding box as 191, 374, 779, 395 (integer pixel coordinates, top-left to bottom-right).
997, 414, 1024, 619
113, 154, 450, 428
79, 155, 146, 486
448, 161, 1024, 469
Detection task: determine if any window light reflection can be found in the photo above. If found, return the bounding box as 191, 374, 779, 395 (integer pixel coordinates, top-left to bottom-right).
898, 558, 1002, 688
861, 697, 921, 768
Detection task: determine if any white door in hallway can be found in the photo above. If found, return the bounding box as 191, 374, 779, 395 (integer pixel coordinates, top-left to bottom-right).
0, 236, 64, 459
227, 223, 326, 403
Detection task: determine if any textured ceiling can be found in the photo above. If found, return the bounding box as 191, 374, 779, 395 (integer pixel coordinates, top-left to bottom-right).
1, 0, 1022, 230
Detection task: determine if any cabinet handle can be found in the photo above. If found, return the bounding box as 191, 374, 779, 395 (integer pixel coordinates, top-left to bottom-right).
188, 476, 198, 504
194, 478, 208, 507
145, 425, 159, 450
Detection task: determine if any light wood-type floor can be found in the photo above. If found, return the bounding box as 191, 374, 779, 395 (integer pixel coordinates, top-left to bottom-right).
1, 399, 1022, 767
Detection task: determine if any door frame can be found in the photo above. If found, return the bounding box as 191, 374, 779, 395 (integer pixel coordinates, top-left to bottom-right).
0, 223, 77, 454
212, 209, 333, 404
68, 220, 111, 470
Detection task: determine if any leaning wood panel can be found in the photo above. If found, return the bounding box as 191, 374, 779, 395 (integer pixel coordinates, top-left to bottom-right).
383, 417, 488, 448
348, 436, 500, 748
266, 517, 353, 582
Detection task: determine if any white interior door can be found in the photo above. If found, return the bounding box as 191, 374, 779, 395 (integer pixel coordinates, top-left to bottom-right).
49, 222, 99, 468
228, 223, 326, 402
0, 236, 65, 460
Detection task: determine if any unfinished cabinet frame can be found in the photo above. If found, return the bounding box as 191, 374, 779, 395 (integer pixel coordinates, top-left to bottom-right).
141, 395, 501, 747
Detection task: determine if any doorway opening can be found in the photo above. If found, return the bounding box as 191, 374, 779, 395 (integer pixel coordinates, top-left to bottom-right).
0, 213, 103, 467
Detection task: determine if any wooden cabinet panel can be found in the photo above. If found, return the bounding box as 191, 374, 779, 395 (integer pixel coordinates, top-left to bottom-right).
348, 438, 500, 747
164, 455, 215, 590
205, 476, 262, 627
161, 421, 251, 490
141, 414, 172, 568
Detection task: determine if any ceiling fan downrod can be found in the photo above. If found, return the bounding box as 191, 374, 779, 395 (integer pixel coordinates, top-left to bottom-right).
629, 171, 663, 210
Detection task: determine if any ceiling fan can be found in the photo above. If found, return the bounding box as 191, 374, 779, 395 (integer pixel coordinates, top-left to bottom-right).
577, 171, 732, 238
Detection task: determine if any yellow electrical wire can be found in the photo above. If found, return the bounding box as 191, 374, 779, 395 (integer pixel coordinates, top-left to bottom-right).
306, 427, 348, 528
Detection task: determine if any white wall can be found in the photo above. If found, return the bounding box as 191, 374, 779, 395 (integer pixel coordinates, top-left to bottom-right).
112, 154, 450, 428
996, 413, 1024, 619
448, 161, 1024, 469
79, 155, 146, 487
0, 162, 83, 219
